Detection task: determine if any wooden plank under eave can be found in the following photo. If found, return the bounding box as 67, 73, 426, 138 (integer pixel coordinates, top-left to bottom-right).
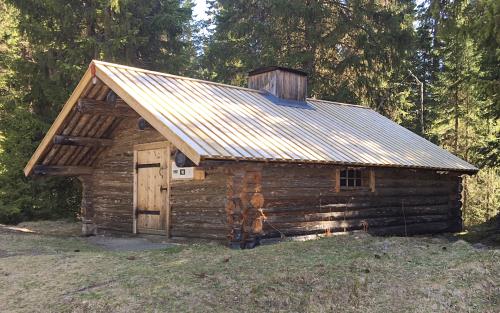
33, 165, 93, 176
53, 135, 113, 147
77, 98, 137, 117
24, 68, 93, 176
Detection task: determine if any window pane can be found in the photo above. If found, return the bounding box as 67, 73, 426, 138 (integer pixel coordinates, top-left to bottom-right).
340, 169, 364, 188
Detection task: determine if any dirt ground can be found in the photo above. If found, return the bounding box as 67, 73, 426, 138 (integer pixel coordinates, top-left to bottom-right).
0, 220, 498, 313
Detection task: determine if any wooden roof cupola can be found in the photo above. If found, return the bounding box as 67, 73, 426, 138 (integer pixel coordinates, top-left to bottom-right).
248, 66, 308, 102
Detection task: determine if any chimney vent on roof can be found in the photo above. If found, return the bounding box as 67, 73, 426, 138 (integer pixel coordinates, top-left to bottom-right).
248, 66, 307, 102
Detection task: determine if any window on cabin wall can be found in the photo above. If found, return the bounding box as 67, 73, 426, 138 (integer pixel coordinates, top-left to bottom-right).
335, 167, 375, 192
340, 169, 363, 187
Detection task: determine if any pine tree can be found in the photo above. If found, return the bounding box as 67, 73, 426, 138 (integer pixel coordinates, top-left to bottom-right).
0, 0, 195, 223
418, 0, 499, 225
202, 0, 419, 126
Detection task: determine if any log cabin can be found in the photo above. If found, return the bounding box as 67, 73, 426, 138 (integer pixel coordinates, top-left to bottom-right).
24, 61, 478, 248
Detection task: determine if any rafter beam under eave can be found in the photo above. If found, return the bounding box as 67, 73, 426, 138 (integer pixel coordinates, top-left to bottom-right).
77, 98, 138, 118
53, 135, 113, 147
33, 165, 93, 176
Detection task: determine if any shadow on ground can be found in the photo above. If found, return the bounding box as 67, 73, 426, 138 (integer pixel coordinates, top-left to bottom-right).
86, 235, 177, 251
456, 214, 500, 248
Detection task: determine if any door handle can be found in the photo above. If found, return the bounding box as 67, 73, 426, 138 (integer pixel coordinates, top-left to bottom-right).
160, 186, 168, 192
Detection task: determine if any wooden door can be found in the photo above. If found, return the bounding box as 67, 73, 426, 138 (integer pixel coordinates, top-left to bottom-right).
133, 142, 170, 235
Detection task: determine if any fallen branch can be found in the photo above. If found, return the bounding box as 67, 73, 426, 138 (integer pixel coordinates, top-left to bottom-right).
64, 279, 116, 295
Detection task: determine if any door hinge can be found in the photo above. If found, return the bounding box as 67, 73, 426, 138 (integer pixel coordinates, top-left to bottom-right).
135, 163, 161, 172
136, 209, 161, 216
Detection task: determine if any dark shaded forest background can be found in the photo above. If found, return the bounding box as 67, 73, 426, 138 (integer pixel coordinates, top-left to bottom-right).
0, 0, 498, 226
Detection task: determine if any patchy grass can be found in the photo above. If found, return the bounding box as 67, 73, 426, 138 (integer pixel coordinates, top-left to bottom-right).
0, 221, 498, 313
0, 220, 97, 258
16, 219, 83, 237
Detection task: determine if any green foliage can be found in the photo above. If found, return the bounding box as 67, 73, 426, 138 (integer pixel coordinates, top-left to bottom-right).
464, 167, 499, 226
415, 0, 499, 225
0, 0, 195, 223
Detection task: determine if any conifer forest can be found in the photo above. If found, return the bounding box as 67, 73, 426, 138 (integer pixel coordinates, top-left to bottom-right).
0, 0, 498, 226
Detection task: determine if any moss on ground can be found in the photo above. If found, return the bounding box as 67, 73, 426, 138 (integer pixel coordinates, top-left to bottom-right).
0, 221, 498, 313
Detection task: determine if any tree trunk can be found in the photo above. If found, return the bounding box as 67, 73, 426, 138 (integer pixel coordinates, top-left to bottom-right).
454, 88, 459, 154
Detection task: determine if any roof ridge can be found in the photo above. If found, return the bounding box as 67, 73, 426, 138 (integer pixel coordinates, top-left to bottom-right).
307, 98, 371, 109
92, 60, 263, 94
93, 61, 376, 110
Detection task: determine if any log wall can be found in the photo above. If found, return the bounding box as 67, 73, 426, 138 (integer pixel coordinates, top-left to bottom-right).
84, 120, 228, 238
220, 162, 463, 248
169, 162, 228, 240
90, 119, 165, 232
82, 120, 463, 244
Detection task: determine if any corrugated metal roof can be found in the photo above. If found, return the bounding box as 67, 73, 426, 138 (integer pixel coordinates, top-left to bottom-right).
93, 60, 477, 172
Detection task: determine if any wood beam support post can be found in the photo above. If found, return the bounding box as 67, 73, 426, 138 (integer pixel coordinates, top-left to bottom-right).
335, 168, 340, 192
78, 176, 97, 236
369, 168, 376, 193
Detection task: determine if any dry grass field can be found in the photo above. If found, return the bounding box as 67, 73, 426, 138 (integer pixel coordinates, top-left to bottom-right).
0, 220, 498, 313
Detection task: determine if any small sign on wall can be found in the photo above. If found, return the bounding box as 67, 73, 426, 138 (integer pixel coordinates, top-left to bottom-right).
171, 162, 194, 180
